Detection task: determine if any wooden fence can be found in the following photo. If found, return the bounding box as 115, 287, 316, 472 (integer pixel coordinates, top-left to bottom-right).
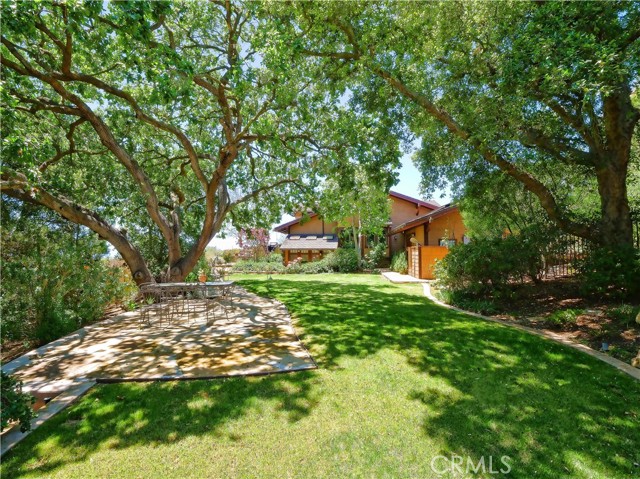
407, 245, 450, 280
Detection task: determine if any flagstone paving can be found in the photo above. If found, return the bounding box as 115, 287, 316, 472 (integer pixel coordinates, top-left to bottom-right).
3, 287, 316, 398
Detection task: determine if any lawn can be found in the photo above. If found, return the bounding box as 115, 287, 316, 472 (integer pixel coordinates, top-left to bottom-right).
2, 274, 639, 479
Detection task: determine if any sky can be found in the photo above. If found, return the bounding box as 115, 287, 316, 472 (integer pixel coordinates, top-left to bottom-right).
208, 154, 453, 251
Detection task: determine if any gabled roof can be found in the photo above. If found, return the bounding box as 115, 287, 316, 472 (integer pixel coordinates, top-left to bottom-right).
273, 213, 319, 233
280, 234, 339, 250
389, 191, 440, 210
273, 191, 439, 233
389, 204, 459, 234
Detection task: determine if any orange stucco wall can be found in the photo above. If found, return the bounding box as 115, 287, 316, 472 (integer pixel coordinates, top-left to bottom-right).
399, 209, 466, 248
389, 197, 433, 226
426, 209, 466, 246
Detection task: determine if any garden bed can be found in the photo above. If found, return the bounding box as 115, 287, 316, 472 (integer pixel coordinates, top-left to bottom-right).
434, 277, 640, 366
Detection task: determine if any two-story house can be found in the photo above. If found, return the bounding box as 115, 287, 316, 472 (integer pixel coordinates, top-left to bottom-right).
273, 191, 467, 277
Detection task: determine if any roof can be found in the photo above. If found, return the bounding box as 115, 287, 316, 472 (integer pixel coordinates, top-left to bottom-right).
273, 191, 439, 233
389, 204, 459, 234
273, 213, 319, 233
280, 234, 339, 250
388, 191, 440, 210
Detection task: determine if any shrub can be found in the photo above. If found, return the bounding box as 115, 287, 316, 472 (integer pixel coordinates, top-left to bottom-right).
608, 304, 640, 327
1, 371, 35, 432
1, 201, 138, 347
578, 245, 640, 300
232, 248, 358, 274
288, 258, 333, 274
324, 248, 359, 273
390, 252, 408, 274
232, 259, 286, 273
230, 252, 284, 273
265, 252, 284, 263
221, 249, 240, 263
545, 308, 583, 328
434, 234, 545, 298
362, 242, 387, 270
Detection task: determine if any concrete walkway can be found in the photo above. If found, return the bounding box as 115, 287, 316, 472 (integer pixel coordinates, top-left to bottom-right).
381, 271, 428, 283
1, 287, 316, 455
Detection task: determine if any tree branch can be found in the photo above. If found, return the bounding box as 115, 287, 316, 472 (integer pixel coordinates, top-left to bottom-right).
39, 118, 87, 172
2, 36, 179, 255
1, 170, 153, 284
230, 178, 301, 208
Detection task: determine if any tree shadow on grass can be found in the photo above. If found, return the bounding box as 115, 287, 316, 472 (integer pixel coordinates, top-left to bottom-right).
3, 274, 639, 478
241, 275, 640, 478
2, 370, 319, 477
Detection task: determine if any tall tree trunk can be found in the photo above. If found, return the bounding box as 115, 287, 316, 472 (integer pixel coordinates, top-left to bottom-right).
596, 157, 633, 248
352, 223, 362, 267
166, 179, 231, 281
597, 88, 638, 248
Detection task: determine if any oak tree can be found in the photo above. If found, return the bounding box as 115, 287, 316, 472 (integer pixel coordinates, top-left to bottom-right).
276, 1, 640, 247
1, 1, 398, 283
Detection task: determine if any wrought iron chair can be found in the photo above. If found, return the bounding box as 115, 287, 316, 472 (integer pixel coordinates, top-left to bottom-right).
139, 283, 166, 326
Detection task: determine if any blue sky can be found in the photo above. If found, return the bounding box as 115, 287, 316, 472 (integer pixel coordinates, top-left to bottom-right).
209, 153, 452, 250
394, 154, 452, 205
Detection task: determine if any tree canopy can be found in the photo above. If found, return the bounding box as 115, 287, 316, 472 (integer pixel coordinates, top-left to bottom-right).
1, 0, 399, 283
3, 1, 639, 286
273, 0, 640, 247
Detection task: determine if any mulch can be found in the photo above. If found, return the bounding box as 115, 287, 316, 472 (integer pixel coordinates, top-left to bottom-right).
485, 277, 640, 365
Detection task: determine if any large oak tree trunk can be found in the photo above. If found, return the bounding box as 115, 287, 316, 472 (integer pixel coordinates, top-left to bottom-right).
165, 178, 231, 282
597, 88, 638, 248
596, 156, 633, 248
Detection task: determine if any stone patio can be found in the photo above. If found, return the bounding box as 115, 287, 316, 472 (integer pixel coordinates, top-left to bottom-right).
3, 287, 316, 398
1, 286, 316, 455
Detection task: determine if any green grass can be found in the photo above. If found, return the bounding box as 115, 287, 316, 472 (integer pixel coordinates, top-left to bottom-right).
2, 274, 639, 478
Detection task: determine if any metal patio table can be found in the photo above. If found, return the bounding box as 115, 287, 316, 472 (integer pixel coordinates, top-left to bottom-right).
140, 281, 234, 325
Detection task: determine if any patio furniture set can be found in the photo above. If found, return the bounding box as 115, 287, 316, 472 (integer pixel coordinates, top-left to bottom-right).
139, 280, 235, 327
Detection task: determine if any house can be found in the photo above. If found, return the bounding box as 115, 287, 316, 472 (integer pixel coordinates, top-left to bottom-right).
388, 203, 467, 279
273, 191, 467, 279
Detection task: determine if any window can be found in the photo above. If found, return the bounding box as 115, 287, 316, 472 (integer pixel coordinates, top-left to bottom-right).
365, 234, 383, 248
439, 238, 456, 247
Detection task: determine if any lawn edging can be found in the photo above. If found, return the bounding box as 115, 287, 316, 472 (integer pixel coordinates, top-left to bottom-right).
0, 379, 96, 457
422, 283, 640, 382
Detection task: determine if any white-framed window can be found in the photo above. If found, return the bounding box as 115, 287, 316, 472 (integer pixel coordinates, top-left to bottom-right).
439, 238, 456, 247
